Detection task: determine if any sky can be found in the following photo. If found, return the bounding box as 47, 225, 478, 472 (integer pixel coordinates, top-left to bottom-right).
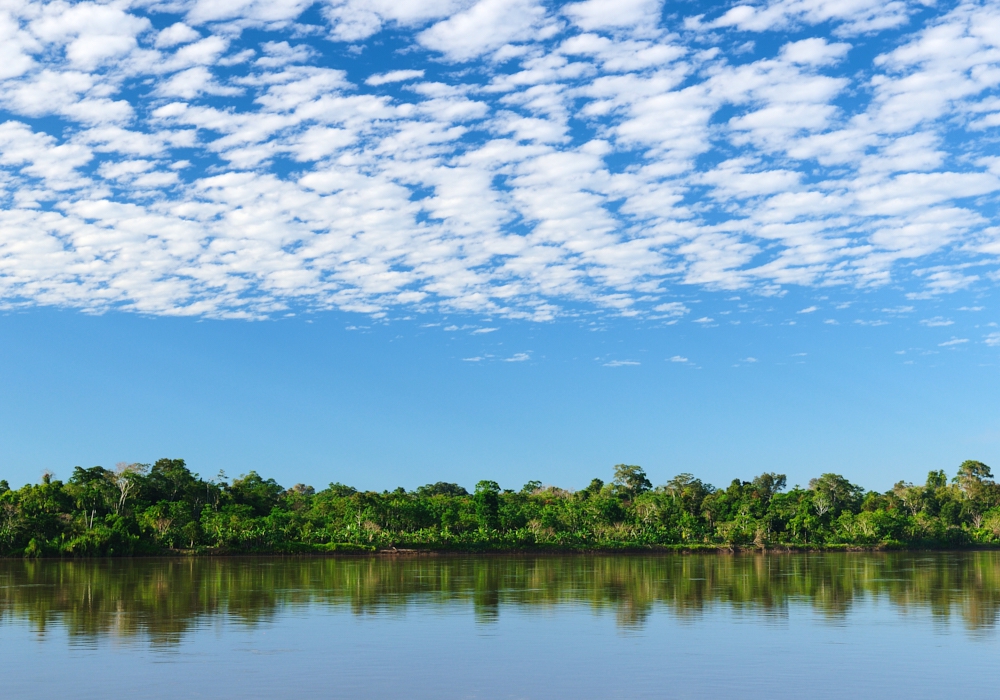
1, 0, 999, 492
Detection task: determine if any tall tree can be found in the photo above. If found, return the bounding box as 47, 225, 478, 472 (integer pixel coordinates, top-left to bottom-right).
474, 480, 501, 530
229, 471, 284, 516
808, 473, 863, 515
107, 463, 148, 516
613, 465, 652, 497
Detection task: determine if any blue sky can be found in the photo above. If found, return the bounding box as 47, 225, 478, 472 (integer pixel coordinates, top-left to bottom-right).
1, 0, 999, 491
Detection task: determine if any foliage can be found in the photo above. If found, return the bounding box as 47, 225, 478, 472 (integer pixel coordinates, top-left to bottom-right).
3, 459, 1000, 556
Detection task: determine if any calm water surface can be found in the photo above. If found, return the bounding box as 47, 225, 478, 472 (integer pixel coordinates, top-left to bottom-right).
2, 553, 1000, 699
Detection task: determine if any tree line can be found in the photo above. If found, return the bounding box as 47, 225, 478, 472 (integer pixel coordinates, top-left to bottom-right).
2, 459, 1000, 556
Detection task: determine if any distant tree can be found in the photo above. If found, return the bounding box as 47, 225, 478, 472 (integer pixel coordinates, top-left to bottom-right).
613, 464, 652, 497
67, 466, 114, 528
0, 496, 18, 548
145, 458, 201, 504
939, 498, 963, 526
229, 471, 284, 516
107, 462, 148, 515
892, 481, 925, 516
808, 473, 863, 515
416, 482, 469, 497
953, 460, 999, 512
663, 473, 696, 499
521, 481, 542, 495
954, 461, 993, 495
926, 470, 948, 490
860, 491, 887, 512
751, 473, 787, 502
282, 484, 316, 514
474, 480, 501, 530
327, 482, 357, 497
813, 494, 831, 517
661, 473, 713, 516
181, 520, 200, 548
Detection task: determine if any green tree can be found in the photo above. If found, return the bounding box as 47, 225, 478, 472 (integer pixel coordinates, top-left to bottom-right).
416, 482, 469, 497
474, 480, 501, 530
808, 473, 863, 515
751, 473, 787, 502
581, 478, 605, 498
326, 482, 357, 497
228, 471, 284, 516
662, 473, 713, 516
520, 481, 542, 495
67, 466, 114, 528
926, 470, 948, 489
144, 458, 203, 505
954, 460, 996, 509
613, 464, 651, 497
106, 462, 149, 515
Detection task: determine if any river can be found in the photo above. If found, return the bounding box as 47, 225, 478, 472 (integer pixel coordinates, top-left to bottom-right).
2, 552, 999, 698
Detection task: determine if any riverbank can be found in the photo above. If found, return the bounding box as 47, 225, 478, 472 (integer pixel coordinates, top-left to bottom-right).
11, 541, 1000, 559
4, 459, 1000, 558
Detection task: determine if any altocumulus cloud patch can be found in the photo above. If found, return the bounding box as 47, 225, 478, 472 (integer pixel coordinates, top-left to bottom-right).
0, 0, 998, 319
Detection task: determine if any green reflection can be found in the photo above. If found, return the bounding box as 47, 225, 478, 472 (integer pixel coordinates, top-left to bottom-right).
2, 553, 999, 642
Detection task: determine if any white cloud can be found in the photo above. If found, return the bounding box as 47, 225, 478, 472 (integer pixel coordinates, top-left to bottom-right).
563, 0, 663, 33
157, 67, 243, 99
29, 3, 150, 71
920, 317, 954, 327
0, 0, 996, 320
702, 0, 915, 35
418, 0, 555, 61
503, 352, 530, 361
325, 0, 474, 41
798, 305, 818, 313
256, 41, 315, 68
185, 0, 313, 25
0, 121, 93, 191
653, 301, 689, 316
668, 355, 688, 362
939, 337, 969, 346
156, 23, 201, 49
366, 70, 426, 86
0, 12, 38, 80
779, 38, 850, 66
604, 359, 640, 366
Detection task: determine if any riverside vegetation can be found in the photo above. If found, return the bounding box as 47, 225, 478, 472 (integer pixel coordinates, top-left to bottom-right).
2, 459, 1000, 556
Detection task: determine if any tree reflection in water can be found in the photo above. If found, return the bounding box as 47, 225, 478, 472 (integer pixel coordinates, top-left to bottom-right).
2, 553, 999, 643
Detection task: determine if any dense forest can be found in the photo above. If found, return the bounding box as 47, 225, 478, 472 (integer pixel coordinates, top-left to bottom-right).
2, 459, 1000, 556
